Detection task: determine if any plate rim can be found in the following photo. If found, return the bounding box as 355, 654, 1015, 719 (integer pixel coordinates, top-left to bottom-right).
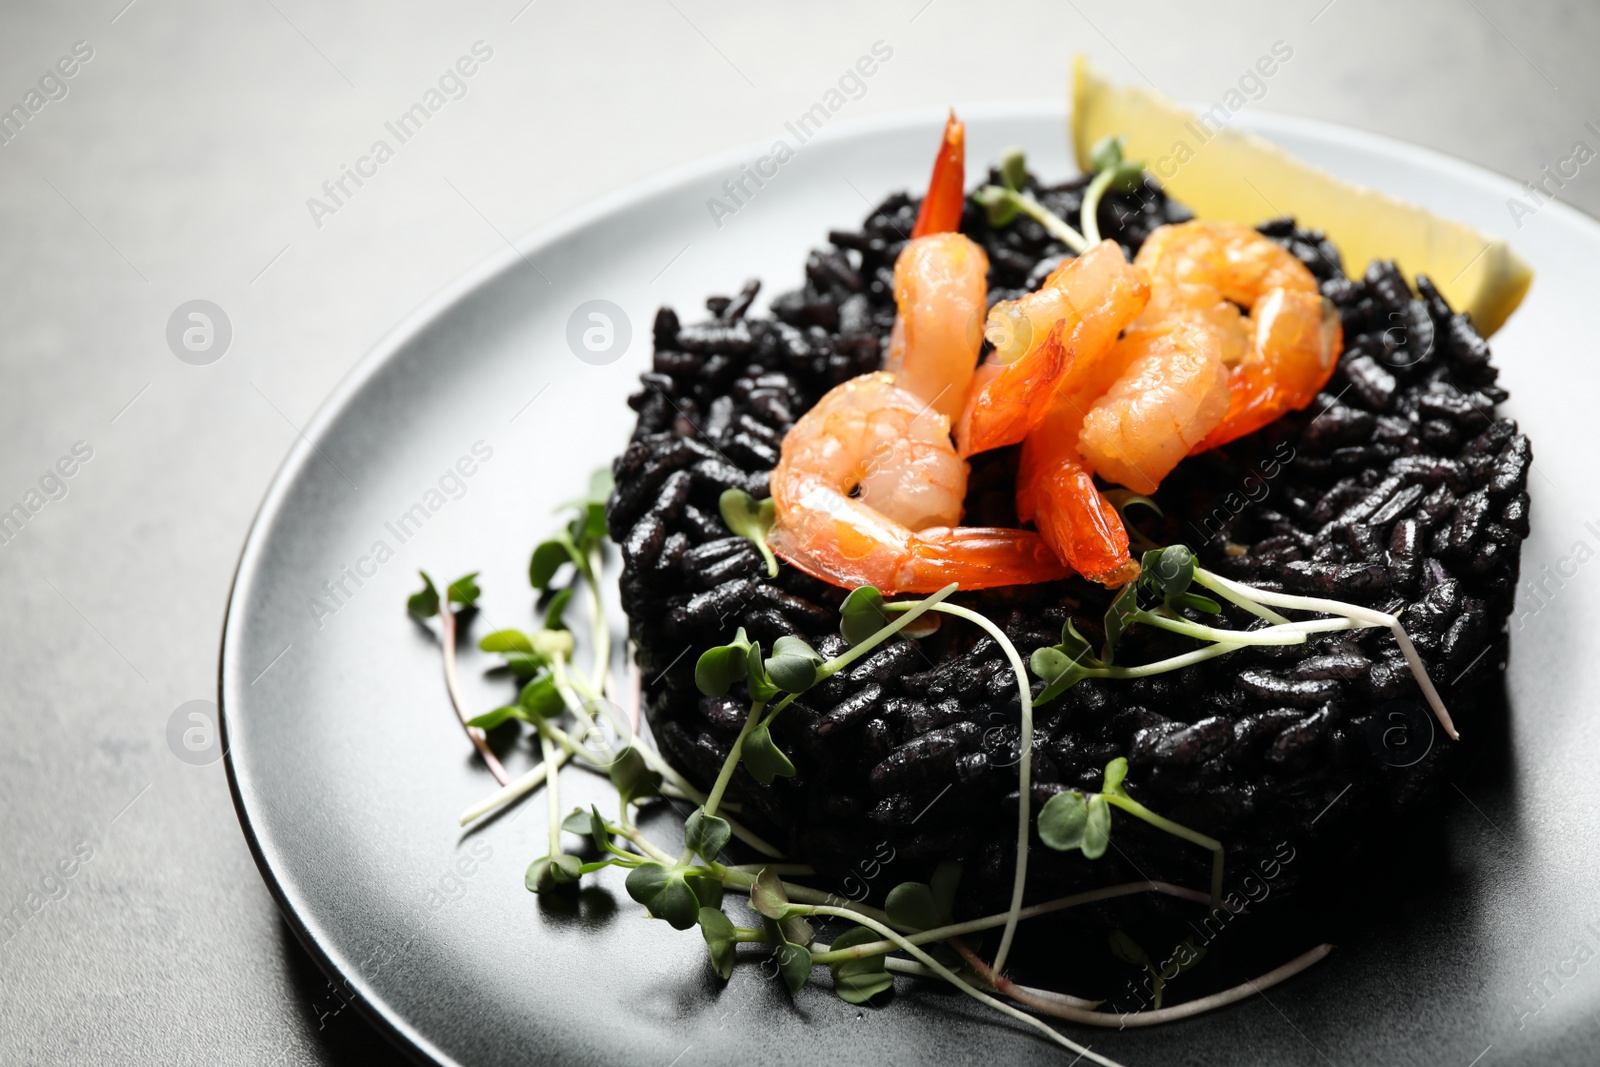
216, 98, 1599, 1067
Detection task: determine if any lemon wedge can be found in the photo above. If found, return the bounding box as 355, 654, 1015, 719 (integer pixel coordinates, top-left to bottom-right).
1070, 56, 1532, 335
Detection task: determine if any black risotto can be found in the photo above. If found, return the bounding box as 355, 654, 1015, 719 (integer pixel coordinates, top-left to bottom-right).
607, 167, 1529, 944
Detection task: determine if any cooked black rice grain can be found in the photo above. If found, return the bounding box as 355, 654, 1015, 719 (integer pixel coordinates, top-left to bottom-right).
609, 169, 1527, 925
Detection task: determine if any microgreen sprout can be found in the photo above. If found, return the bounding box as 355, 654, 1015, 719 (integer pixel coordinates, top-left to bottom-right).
407, 569, 509, 786
1079, 136, 1148, 245
1040, 757, 1225, 908
973, 149, 1091, 254
718, 488, 779, 578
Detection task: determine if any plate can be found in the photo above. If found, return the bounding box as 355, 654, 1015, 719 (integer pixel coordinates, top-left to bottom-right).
220, 101, 1600, 1066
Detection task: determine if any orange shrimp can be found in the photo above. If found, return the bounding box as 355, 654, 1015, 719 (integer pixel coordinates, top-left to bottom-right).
1015, 323, 1146, 587
957, 240, 1149, 457
910, 110, 965, 239
1077, 318, 1230, 494
767, 373, 1068, 594
890, 232, 989, 423
1133, 220, 1343, 450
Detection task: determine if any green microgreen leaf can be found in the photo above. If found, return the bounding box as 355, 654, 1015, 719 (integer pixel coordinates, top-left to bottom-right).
683, 809, 731, 862
839, 586, 891, 647
479, 629, 535, 654
608, 746, 663, 804
694, 628, 752, 697
884, 882, 940, 932
1141, 545, 1222, 615
531, 628, 575, 660
446, 573, 480, 608
698, 907, 738, 981
624, 862, 700, 930
998, 147, 1028, 192
1089, 134, 1125, 174
561, 808, 592, 836
541, 587, 574, 632
587, 805, 612, 854
750, 868, 791, 921
530, 538, 577, 591
1038, 790, 1090, 852
741, 724, 796, 785
1108, 929, 1149, 967
765, 634, 821, 693
1102, 756, 1129, 797
526, 852, 583, 894
1031, 618, 1103, 707
718, 488, 779, 578
498, 651, 544, 678
775, 940, 813, 996
518, 674, 564, 719
972, 184, 1020, 227
828, 926, 894, 1004
1102, 582, 1140, 665
1083, 794, 1112, 859
406, 572, 439, 619
685, 867, 725, 911
745, 640, 779, 702
465, 706, 524, 731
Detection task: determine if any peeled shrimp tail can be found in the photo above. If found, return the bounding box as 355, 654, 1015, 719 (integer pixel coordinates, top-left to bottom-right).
769, 490, 1068, 595
910, 110, 966, 239
1017, 439, 1138, 588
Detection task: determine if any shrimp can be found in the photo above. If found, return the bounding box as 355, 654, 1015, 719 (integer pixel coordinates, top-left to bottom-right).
956, 240, 1150, 456
1015, 322, 1146, 587
910, 110, 966, 238
1077, 318, 1230, 494
890, 232, 989, 423
1132, 220, 1343, 450
767, 373, 1069, 594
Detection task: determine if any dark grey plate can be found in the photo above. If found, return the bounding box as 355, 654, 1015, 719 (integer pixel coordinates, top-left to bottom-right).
220, 102, 1600, 1066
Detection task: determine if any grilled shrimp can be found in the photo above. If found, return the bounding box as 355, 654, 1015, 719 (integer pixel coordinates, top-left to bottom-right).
957, 240, 1149, 456
767, 373, 1068, 593
1133, 220, 1343, 450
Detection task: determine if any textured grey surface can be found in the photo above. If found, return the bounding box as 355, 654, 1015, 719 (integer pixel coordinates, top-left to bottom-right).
0, 2, 1595, 1064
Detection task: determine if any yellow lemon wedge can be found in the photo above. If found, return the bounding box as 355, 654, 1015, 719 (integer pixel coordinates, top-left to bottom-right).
1070, 56, 1533, 335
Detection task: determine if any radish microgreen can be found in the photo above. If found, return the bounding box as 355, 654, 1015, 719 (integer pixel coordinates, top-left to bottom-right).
718, 488, 779, 578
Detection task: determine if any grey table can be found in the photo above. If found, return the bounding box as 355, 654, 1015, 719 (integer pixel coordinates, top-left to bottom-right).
1, 1, 1594, 1063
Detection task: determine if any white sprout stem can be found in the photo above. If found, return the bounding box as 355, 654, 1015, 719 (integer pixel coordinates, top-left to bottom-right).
798, 905, 1125, 1067
457, 747, 573, 826
1199, 570, 1458, 739
1078, 167, 1116, 246
810, 880, 1224, 965
436, 604, 510, 786
1012, 943, 1335, 1028
537, 726, 562, 856
1138, 613, 1308, 646
716, 868, 890, 925
1014, 190, 1089, 254
1192, 569, 1290, 624
898, 600, 1033, 978
821, 583, 958, 679
584, 547, 611, 698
